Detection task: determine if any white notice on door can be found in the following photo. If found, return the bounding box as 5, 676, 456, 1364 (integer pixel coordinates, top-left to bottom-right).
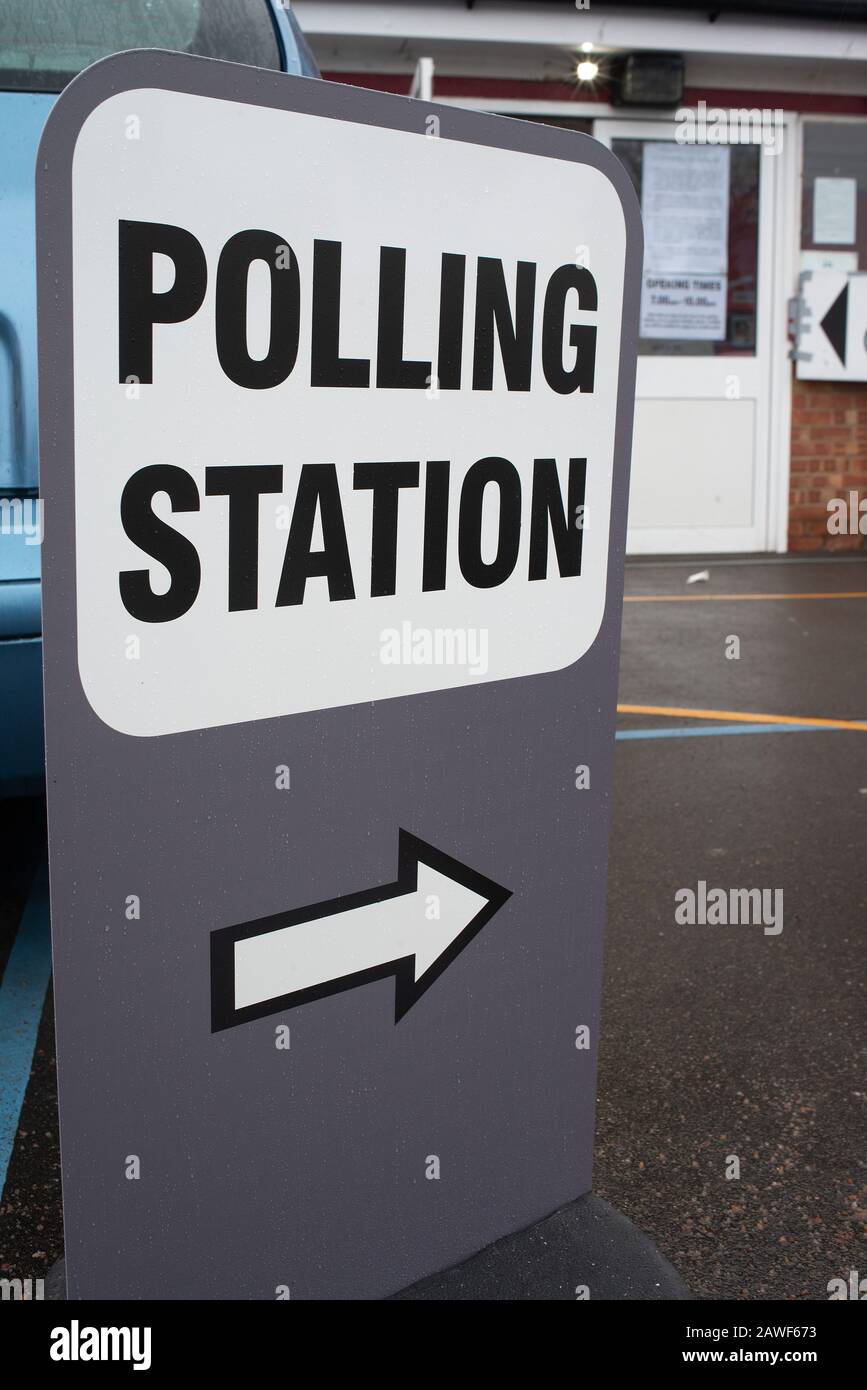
642, 144, 730, 276
640, 144, 730, 340
813, 177, 857, 247
640, 272, 727, 340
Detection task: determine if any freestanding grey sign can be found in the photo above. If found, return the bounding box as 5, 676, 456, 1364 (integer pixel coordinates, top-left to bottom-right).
38, 50, 641, 1299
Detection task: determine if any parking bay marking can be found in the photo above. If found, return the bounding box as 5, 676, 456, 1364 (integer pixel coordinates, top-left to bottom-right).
618, 704, 867, 732
616, 723, 841, 741
624, 591, 867, 603
0, 864, 52, 1198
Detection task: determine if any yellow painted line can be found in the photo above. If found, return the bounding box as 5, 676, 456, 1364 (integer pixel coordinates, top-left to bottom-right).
624, 591, 867, 603
618, 704, 867, 731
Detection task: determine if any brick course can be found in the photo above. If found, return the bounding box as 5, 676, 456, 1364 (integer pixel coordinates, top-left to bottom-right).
788, 377, 867, 550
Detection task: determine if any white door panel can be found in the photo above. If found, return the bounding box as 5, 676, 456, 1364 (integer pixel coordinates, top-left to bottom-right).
628, 399, 756, 533
594, 118, 776, 554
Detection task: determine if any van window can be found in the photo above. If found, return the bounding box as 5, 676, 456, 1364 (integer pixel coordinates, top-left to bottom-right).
0, 0, 282, 92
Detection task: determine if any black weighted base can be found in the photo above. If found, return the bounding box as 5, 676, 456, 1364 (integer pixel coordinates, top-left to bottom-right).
391, 1193, 690, 1300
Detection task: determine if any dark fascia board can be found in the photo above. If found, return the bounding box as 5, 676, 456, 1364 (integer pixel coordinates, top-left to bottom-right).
542, 0, 867, 22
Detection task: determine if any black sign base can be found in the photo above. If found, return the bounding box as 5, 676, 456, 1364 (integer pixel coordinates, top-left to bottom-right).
391, 1193, 690, 1301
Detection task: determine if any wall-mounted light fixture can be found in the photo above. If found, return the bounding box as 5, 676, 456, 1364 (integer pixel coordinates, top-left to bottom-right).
610, 52, 684, 107
575, 42, 599, 83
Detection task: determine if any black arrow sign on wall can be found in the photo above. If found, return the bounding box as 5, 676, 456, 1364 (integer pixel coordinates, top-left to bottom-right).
820, 283, 849, 367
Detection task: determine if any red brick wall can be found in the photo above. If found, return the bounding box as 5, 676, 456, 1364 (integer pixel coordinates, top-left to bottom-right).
789, 377, 867, 551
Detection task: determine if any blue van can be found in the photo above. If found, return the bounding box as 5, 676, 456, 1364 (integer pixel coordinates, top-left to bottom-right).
0, 0, 318, 791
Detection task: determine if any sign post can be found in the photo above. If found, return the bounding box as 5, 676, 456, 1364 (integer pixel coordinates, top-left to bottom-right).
38, 51, 641, 1299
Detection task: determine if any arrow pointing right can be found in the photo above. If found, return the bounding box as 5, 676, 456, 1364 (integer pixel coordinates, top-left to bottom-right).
820, 282, 849, 366
211, 831, 511, 1031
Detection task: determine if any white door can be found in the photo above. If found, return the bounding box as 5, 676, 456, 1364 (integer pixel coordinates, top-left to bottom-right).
594, 118, 778, 554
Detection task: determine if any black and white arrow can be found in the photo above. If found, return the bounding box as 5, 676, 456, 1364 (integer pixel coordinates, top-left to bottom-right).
820, 281, 848, 367
210, 831, 511, 1031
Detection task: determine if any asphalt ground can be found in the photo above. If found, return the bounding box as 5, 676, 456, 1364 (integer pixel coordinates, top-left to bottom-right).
595, 554, 867, 1300
1, 555, 865, 1299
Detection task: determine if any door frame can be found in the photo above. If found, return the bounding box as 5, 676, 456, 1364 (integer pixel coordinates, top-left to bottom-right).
593, 114, 795, 554
769, 110, 799, 553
